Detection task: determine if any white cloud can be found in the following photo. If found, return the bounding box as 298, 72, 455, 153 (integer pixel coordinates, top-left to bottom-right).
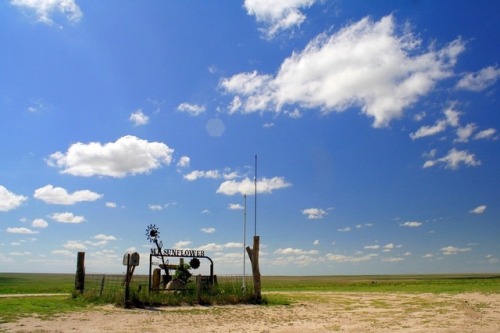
216, 177, 291, 195
34, 184, 103, 205
423, 148, 481, 170
174, 240, 192, 248
94, 234, 117, 241
197, 242, 243, 251
32, 218, 48, 228
441, 246, 472, 255
176, 156, 190, 168
46, 135, 174, 178
129, 109, 149, 126
401, 221, 422, 228
105, 202, 117, 208
200, 227, 216, 234
49, 212, 85, 224
0, 186, 28, 212
220, 15, 464, 127
11, 0, 82, 25
6, 227, 38, 234
382, 257, 404, 262
274, 248, 319, 255
228, 203, 244, 210
244, 0, 317, 39
177, 103, 206, 116
423, 253, 434, 258
148, 204, 163, 211
325, 253, 378, 263
364, 245, 380, 250
474, 128, 497, 140
183, 170, 220, 181
456, 65, 500, 91
410, 106, 461, 140
455, 123, 477, 143
313, 240, 319, 245
302, 207, 327, 219
337, 227, 351, 232
51, 249, 73, 257
63, 240, 86, 250
383, 243, 395, 251
469, 205, 486, 215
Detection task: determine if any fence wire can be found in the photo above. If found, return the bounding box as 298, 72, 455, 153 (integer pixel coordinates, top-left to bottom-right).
81, 273, 254, 302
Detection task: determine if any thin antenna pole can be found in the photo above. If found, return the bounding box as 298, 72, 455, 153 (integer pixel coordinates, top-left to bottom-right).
254, 154, 257, 236
243, 194, 247, 291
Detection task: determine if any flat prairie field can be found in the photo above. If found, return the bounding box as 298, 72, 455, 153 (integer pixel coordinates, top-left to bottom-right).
1, 273, 499, 332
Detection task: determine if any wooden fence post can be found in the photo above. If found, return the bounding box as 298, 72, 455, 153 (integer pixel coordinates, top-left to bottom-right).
75, 252, 85, 293
246, 236, 261, 302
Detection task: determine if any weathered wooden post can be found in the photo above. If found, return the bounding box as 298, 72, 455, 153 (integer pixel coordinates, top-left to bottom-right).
246, 235, 261, 301
75, 252, 85, 293
123, 252, 140, 308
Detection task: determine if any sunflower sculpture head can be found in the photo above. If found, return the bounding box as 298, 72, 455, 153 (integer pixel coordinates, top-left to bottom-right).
146, 224, 160, 243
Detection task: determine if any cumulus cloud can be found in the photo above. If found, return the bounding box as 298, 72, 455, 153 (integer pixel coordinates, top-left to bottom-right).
34, 185, 103, 205
32, 218, 48, 228
456, 65, 500, 91
11, 0, 82, 25
220, 15, 464, 127
6, 227, 38, 234
364, 245, 380, 250
302, 208, 327, 219
244, 0, 317, 38
228, 203, 244, 210
274, 248, 319, 255
325, 253, 378, 263
51, 249, 73, 257
474, 128, 497, 140
148, 204, 163, 211
176, 156, 190, 168
177, 103, 206, 116
423, 148, 481, 170
46, 135, 174, 178
174, 241, 192, 248
94, 234, 117, 241
63, 240, 86, 250
216, 177, 291, 195
469, 205, 486, 215
49, 212, 85, 224
382, 257, 404, 262
441, 245, 472, 255
105, 202, 117, 208
455, 123, 477, 143
410, 106, 461, 140
129, 109, 149, 126
183, 170, 220, 181
200, 227, 216, 234
401, 221, 422, 228
197, 242, 243, 251
0, 186, 27, 212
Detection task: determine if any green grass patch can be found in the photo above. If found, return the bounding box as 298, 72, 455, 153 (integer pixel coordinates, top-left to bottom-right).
0, 273, 74, 294
0, 296, 89, 324
261, 274, 500, 293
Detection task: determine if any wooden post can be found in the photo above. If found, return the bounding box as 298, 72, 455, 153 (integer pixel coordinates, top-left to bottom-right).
75, 252, 85, 293
246, 235, 261, 301
124, 254, 131, 308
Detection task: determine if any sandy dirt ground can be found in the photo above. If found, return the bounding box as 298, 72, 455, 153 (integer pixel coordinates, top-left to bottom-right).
1, 292, 499, 332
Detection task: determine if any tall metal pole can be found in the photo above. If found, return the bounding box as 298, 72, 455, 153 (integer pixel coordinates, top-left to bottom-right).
242, 194, 247, 291
254, 155, 257, 236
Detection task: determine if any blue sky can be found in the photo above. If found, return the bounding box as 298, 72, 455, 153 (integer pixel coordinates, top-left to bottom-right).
1, 0, 499, 276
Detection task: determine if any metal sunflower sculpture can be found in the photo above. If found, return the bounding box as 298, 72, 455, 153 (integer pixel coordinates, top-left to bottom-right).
146, 224, 163, 250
